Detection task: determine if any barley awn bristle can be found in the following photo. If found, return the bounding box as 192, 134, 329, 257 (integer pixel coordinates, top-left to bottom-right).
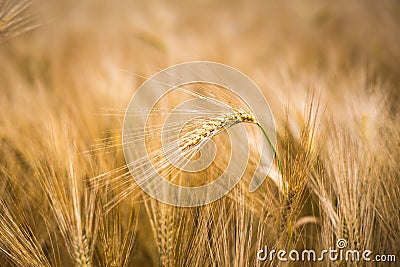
180, 109, 258, 151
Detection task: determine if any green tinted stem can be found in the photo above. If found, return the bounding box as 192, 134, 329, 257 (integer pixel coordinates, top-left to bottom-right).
256, 122, 283, 176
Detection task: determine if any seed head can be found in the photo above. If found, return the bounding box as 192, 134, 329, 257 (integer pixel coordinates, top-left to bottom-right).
180, 109, 257, 151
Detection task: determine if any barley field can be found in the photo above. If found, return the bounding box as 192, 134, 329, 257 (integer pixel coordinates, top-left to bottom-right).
0, 0, 399, 266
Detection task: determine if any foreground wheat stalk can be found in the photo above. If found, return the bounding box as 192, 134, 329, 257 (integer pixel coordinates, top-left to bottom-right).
179, 109, 257, 151
179, 107, 282, 174
0, 0, 37, 42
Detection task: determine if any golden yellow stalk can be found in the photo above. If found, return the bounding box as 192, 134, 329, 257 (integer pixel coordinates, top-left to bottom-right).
179, 109, 258, 151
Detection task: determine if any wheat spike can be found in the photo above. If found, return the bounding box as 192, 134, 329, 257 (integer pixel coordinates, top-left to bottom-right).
179, 109, 258, 151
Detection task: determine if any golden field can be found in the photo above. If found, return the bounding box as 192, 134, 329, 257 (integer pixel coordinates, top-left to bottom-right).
0, 0, 399, 266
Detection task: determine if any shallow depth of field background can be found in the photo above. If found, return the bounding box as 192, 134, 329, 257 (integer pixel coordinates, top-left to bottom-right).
0, 1, 399, 266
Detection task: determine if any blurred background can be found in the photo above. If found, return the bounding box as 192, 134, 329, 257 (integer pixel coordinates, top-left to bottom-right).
2, 0, 400, 128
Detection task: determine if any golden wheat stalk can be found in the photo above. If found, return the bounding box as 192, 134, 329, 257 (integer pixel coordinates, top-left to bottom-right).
179, 109, 257, 151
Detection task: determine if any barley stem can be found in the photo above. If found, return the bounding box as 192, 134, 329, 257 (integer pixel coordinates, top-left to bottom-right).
256, 122, 283, 177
